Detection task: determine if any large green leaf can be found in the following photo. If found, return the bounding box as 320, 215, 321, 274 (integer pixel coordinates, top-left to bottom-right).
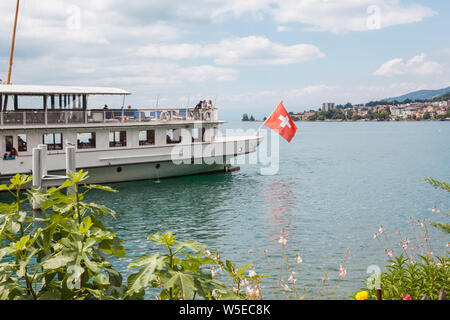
40, 254, 74, 270
164, 270, 197, 299
126, 253, 164, 297
173, 240, 207, 254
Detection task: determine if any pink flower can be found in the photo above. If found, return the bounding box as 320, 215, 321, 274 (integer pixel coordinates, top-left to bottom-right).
288, 271, 297, 283
431, 206, 440, 214
401, 238, 410, 250
384, 249, 394, 257
339, 265, 347, 280
403, 294, 412, 300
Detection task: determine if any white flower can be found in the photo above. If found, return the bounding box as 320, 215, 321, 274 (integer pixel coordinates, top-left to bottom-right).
249, 269, 256, 278
279, 236, 287, 246
296, 253, 303, 264
280, 280, 291, 291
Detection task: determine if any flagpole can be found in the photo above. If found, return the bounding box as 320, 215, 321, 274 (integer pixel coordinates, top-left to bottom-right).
256, 122, 265, 136
256, 100, 283, 136
7, 0, 20, 84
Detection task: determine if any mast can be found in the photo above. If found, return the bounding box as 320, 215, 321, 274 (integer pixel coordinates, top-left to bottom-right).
7, 0, 20, 84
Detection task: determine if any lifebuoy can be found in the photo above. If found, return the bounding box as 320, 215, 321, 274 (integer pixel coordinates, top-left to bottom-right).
160, 111, 171, 121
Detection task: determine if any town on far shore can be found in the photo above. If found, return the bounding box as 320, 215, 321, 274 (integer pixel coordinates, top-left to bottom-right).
242, 92, 450, 122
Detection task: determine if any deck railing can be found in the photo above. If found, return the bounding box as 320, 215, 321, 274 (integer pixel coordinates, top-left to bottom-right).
0, 108, 218, 127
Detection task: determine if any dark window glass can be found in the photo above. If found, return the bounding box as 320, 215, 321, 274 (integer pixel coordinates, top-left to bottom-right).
18, 134, 27, 152
77, 132, 96, 149
139, 130, 155, 146
166, 129, 182, 144
110, 131, 126, 147
5, 136, 13, 152
43, 133, 63, 151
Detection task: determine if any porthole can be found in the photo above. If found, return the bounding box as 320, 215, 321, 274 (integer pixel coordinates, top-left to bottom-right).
117, 167, 122, 173
156, 164, 161, 169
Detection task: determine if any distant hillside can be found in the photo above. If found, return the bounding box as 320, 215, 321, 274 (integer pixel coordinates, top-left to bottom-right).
386, 87, 450, 102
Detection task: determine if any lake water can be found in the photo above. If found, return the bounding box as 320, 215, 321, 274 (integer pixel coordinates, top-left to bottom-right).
5, 121, 450, 299
92, 121, 449, 299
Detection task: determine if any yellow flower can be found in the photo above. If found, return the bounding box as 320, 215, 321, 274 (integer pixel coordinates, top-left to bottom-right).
355, 291, 369, 300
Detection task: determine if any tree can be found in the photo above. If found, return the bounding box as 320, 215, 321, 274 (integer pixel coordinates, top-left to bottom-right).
423, 111, 431, 120
377, 110, 390, 121
344, 102, 353, 109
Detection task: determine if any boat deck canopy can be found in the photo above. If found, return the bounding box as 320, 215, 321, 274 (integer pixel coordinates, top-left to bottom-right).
0, 84, 131, 96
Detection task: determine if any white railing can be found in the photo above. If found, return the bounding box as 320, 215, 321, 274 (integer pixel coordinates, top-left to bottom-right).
0, 108, 218, 127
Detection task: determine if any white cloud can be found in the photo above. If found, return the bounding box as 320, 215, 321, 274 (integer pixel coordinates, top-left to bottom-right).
137, 36, 325, 65
211, 0, 436, 34
374, 53, 443, 77
276, 26, 291, 32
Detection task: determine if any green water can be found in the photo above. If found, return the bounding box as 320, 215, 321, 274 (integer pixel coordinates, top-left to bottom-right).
94, 121, 449, 299
3, 121, 450, 299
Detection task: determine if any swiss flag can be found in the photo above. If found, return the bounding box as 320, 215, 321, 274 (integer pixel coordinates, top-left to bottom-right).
264, 102, 298, 143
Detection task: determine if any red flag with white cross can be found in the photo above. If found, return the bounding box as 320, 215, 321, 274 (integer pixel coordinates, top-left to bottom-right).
263, 102, 298, 143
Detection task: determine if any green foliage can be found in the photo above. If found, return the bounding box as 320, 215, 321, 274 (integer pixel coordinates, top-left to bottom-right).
0, 172, 260, 300
357, 254, 449, 300
0, 171, 126, 300
126, 232, 264, 300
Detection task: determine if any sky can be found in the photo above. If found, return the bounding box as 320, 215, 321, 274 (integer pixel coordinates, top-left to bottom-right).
0, 0, 449, 120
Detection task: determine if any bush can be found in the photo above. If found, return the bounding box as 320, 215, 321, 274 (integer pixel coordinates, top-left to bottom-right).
357, 254, 449, 300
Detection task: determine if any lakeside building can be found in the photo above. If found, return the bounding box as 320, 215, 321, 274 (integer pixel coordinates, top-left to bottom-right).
322, 103, 335, 112
291, 100, 449, 121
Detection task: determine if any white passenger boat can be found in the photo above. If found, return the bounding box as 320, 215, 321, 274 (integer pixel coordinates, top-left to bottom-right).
0, 84, 262, 184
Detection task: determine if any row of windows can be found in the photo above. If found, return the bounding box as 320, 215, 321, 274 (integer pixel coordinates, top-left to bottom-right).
5, 134, 27, 152
4, 128, 205, 153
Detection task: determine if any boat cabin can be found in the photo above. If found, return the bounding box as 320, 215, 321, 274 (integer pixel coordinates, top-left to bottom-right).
0, 85, 220, 161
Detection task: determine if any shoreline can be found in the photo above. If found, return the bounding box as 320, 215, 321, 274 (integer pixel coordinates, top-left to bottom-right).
242, 119, 450, 123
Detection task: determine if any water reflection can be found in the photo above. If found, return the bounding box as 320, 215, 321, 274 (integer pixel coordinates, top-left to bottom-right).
262, 179, 297, 251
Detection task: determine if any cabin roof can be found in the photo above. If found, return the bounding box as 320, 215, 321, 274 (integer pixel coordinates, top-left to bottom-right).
0, 84, 131, 96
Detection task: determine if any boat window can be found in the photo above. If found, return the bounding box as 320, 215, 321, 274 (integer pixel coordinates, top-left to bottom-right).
110, 131, 127, 147
18, 134, 27, 152
192, 128, 199, 142
139, 130, 155, 146
5, 136, 13, 152
77, 132, 96, 149
192, 128, 206, 142
43, 133, 63, 151
167, 129, 182, 144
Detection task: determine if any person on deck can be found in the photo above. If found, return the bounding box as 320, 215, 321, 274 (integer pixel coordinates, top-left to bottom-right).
9, 148, 18, 158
